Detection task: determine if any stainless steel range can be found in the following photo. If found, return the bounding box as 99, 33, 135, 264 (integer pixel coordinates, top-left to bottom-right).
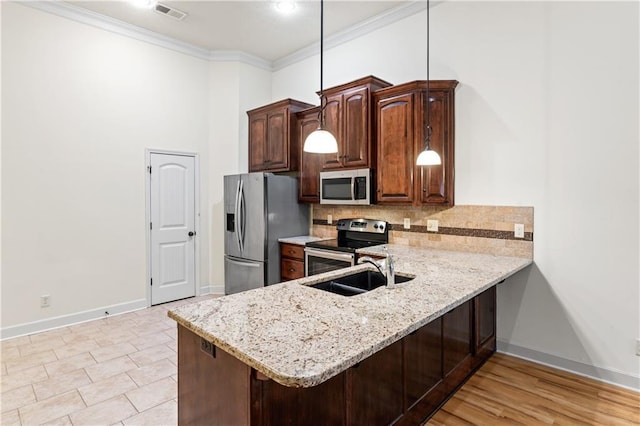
304, 218, 388, 276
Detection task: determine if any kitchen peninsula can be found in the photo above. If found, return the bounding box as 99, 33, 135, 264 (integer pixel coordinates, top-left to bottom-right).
169, 245, 532, 425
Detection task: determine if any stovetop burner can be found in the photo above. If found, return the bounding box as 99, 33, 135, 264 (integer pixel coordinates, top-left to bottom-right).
306, 218, 389, 253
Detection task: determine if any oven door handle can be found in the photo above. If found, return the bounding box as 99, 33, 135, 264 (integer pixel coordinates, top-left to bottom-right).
304, 248, 356, 263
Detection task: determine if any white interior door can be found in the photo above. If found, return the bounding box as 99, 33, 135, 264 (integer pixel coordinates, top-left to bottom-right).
150, 153, 196, 305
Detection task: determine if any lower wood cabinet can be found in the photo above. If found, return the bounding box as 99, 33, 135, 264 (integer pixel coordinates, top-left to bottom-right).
177, 287, 497, 425
279, 243, 305, 281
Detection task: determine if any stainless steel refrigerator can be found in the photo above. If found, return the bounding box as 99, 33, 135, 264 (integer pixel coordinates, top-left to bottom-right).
224, 172, 309, 295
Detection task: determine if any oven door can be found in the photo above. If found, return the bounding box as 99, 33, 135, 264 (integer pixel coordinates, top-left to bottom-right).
304, 248, 355, 276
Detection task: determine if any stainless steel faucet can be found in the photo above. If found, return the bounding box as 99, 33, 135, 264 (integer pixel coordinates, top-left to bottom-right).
357, 247, 396, 288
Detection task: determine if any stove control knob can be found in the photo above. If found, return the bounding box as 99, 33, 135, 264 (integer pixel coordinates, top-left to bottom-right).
379, 224, 385, 231
373, 224, 378, 229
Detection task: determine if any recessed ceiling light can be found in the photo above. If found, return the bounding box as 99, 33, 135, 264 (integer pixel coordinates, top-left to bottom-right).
275, 1, 296, 14
131, 0, 157, 9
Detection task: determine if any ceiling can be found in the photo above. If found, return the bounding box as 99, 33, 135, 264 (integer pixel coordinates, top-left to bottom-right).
67, 1, 418, 63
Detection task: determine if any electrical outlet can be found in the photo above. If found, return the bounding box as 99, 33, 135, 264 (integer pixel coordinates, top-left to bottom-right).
327, 214, 332, 225
403, 218, 411, 229
514, 223, 525, 239
636, 339, 640, 356
427, 219, 439, 232
40, 295, 50, 308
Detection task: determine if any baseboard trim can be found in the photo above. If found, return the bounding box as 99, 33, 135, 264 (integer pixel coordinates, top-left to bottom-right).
199, 283, 224, 295
497, 340, 640, 392
1, 299, 148, 341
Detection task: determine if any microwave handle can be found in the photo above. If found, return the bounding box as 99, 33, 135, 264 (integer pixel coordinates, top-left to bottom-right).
351, 177, 356, 201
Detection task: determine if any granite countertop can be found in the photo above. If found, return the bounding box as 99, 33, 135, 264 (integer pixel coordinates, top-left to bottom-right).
278, 235, 332, 246
168, 244, 532, 388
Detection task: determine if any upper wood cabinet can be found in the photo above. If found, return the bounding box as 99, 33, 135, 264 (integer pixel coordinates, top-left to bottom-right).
321, 76, 392, 170
374, 80, 458, 206
248, 99, 314, 172
297, 106, 324, 203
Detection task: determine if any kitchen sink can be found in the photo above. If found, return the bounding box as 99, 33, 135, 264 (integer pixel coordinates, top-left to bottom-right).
310, 270, 413, 297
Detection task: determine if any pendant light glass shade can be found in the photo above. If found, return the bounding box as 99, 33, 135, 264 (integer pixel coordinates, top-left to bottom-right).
416, 147, 441, 165
304, 127, 338, 153
302, 0, 338, 154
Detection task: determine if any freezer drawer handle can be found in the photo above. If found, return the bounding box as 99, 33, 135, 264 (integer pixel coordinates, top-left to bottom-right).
227, 258, 261, 268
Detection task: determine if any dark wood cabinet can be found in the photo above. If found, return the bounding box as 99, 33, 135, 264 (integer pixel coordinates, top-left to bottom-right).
374, 80, 458, 206
347, 339, 404, 425
251, 372, 346, 425
177, 287, 496, 426
279, 243, 305, 281
296, 106, 324, 203
474, 285, 496, 358
321, 76, 391, 170
403, 318, 443, 415
248, 99, 314, 172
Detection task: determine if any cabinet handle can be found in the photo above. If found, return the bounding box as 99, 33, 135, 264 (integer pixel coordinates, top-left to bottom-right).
289, 268, 296, 272
289, 250, 295, 254
423, 188, 427, 192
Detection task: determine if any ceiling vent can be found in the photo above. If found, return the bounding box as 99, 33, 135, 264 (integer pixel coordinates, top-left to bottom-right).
154, 3, 187, 21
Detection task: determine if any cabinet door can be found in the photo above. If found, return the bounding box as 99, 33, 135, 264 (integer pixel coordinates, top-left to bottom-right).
342, 87, 370, 168
249, 113, 268, 172
417, 87, 455, 205
297, 109, 323, 203
321, 93, 344, 169
265, 111, 288, 171
375, 93, 416, 204
442, 300, 472, 378
251, 373, 346, 425
347, 339, 403, 425
474, 286, 496, 355
404, 318, 443, 411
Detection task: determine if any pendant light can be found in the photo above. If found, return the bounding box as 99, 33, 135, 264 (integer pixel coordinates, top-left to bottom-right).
416, 0, 441, 166
303, 0, 338, 154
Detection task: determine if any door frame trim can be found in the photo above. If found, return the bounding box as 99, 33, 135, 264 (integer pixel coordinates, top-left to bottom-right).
145, 148, 201, 307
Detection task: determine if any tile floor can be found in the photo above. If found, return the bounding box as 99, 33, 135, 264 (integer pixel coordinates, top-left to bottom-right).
1, 295, 214, 425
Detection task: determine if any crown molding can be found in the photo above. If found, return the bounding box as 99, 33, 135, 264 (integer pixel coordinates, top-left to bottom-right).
272, 1, 427, 71
208, 50, 272, 71
22, 1, 212, 60
21, 1, 427, 72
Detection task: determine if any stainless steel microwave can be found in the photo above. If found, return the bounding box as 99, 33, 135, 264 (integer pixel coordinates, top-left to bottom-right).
320, 168, 371, 205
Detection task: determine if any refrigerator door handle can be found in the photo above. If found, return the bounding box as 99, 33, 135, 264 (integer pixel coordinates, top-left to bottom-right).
234, 180, 242, 254
238, 178, 245, 253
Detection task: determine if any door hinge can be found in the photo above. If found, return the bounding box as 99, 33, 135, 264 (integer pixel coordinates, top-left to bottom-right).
148, 165, 152, 174
150, 222, 152, 230
150, 278, 153, 286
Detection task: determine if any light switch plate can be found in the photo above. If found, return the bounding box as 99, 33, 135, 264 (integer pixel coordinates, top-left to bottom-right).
514, 224, 525, 238
327, 214, 332, 225
427, 219, 439, 232
403, 218, 410, 229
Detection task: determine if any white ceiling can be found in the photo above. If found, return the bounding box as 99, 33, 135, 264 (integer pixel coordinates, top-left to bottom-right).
66, 1, 419, 63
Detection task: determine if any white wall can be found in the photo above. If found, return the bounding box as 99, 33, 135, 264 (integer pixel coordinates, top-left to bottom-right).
207, 61, 271, 291
1, 3, 210, 329
273, 1, 639, 387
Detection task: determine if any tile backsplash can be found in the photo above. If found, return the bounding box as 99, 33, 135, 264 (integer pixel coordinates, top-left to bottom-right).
311, 205, 533, 259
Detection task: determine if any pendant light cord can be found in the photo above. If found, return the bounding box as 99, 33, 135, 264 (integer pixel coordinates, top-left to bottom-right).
425, 0, 432, 148
319, 0, 326, 127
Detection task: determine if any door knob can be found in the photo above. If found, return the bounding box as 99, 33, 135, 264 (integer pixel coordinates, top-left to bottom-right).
188, 231, 195, 237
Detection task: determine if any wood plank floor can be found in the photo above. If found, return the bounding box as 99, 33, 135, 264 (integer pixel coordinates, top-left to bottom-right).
427, 353, 640, 425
